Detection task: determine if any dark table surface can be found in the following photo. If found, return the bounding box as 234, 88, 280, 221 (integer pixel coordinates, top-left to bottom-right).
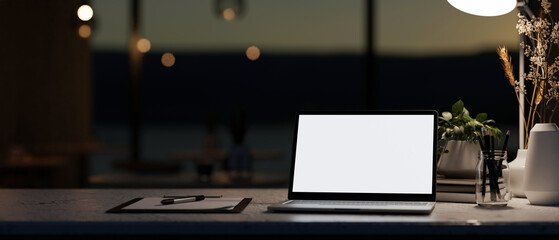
1, 188, 559, 237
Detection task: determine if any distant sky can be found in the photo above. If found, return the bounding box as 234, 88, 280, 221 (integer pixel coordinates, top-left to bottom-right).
90, 0, 519, 56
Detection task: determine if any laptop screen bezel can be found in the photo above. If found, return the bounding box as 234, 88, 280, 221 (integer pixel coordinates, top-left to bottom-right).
287, 110, 438, 201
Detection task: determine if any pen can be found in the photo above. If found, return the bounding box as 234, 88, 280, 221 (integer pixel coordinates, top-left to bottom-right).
161, 195, 205, 205
501, 130, 510, 151
476, 131, 485, 151
163, 195, 222, 199
481, 128, 489, 200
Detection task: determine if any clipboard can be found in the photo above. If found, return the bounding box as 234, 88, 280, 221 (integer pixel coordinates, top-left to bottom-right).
107, 197, 252, 213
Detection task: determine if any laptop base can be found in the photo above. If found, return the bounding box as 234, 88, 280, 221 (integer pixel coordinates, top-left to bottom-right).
268, 200, 435, 214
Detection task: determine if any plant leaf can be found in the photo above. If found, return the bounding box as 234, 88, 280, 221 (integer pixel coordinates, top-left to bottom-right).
452, 100, 464, 116
494, 128, 503, 142
476, 113, 488, 122
463, 108, 470, 117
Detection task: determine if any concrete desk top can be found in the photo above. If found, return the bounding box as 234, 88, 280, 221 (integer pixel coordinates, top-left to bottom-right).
1, 188, 559, 236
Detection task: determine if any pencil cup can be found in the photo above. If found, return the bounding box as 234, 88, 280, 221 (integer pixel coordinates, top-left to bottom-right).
476, 150, 511, 207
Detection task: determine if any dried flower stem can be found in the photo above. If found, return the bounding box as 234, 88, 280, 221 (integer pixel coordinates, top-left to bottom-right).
526, 75, 545, 147
497, 46, 530, 144
497, 47, 517, 88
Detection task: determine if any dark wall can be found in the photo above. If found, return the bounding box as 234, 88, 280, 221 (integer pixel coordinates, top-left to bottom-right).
0, 0, 92, 156
93, 52, 364, 125
93, 52, 517, 126
376, 53, 518, 124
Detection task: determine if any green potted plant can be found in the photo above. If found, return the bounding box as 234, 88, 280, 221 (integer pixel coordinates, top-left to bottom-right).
438, 100, 502, 178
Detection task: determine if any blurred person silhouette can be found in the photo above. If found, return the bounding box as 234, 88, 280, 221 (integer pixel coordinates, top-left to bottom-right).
226, 108, 252, 183
195, 110, 222, 183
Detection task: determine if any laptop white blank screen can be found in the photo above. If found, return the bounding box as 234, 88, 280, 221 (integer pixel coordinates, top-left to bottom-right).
292, 114, 434, 194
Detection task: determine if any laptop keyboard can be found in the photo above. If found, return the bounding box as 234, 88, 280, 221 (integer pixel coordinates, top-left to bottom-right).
288, 200, 429, 206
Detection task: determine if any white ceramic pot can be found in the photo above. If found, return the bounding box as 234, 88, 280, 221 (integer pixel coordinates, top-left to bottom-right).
438, 140, 480, 178
525, 123, 559, 205
509, 149, 527, 198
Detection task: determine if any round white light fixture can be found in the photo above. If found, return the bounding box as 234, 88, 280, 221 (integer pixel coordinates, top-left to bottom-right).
77, 5, 94, 21
447, 0, 516, 17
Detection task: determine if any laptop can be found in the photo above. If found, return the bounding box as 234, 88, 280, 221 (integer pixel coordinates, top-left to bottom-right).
268, 110, 437, 214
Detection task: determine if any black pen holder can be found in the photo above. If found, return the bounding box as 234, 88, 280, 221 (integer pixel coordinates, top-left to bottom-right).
476, 150, 511, 207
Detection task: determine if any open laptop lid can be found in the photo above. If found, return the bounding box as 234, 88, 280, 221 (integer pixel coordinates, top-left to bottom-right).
288, 110, 438, 202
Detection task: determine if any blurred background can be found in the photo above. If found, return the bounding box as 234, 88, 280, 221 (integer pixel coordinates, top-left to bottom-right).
0, 0, 525, 188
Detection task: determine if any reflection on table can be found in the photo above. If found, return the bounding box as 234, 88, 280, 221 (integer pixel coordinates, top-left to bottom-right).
169, 148, 285, 184
169, 149, 284, 162
89, 170, 288, 188
0, 141, 127, 188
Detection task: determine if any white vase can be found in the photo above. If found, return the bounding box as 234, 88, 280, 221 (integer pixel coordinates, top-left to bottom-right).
509, 149, 527, 198
525, 123, 559, 205
438, 140, 480, 178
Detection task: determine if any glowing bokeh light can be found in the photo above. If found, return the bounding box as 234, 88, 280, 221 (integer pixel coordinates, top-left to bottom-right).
161, 52, 176, 67
137, 38, 151, 53
223, 8, 236, 21
78, 24, 92, 38
246, 46, 261, 61
77, 5, 94, 21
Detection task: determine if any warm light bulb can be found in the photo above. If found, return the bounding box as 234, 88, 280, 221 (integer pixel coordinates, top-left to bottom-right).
246, 46, 261, 61
77, 5, 94, 21
78, 24, 91, 38
137, 38, 151, 53
161, 53, 176, 67
447, 0, 516, 17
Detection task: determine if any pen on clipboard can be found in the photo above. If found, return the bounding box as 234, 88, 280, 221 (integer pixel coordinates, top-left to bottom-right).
161, 195, 205, 205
